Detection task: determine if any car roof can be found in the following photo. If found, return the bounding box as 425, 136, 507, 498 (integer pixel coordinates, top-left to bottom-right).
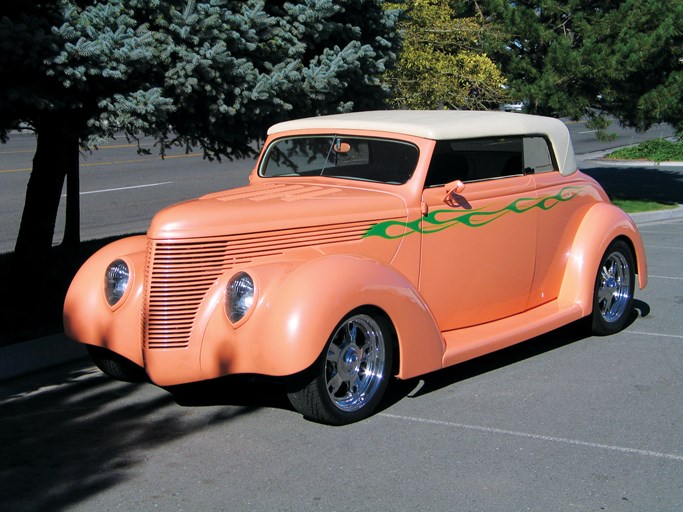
268, 110, 578, 176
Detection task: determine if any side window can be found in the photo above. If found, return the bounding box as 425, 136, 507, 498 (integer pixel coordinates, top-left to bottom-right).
523, 136, 555, 173
424, 141, 470, 187
424, 136, 556, 187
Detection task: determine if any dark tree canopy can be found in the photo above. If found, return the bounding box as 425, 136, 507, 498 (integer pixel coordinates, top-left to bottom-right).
480, 0, 683, 134
0, 0, 400, 255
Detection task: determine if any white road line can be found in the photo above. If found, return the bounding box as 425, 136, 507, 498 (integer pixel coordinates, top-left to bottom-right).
623, 330, 683, 339
61, 181, 174, 197
379, 413, 683, 461
649, 274, 683, 280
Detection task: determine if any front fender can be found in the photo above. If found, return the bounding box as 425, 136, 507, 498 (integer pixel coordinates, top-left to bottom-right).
199, 254, 445, 381
558, 202, 648, 314
63, 235, 147, 367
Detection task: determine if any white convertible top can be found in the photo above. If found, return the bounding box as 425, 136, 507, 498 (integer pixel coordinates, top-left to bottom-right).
268, 110, 578, 176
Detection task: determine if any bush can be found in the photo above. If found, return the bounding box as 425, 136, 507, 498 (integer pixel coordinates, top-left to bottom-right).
606, 139, 683, 162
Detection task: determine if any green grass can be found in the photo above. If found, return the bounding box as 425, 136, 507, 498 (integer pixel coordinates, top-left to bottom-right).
612, 197, 678, 213
606, 138, 683, 162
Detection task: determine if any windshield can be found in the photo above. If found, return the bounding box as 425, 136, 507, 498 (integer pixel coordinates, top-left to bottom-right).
259, 136, 419, 185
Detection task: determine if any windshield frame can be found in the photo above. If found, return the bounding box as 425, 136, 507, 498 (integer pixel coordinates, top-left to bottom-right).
258, 134, 420, 185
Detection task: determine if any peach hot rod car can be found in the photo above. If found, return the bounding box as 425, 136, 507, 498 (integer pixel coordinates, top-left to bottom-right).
64, 110, 647, 425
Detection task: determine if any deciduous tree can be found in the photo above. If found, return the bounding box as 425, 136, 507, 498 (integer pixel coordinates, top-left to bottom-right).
385, 0, 506, 110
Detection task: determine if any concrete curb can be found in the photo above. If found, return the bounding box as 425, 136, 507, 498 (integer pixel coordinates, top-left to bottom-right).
580, 158, 683, 168
630, 204, 683, 225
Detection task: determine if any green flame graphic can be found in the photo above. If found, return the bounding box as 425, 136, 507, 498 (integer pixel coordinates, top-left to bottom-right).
364, 186, 585, 239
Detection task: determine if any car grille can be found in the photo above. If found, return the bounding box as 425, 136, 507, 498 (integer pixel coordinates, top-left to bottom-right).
143, 221, 374, 350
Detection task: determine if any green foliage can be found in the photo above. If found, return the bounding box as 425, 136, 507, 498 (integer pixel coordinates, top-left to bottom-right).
611, 198, 678, 214
606, 139, 683, 163
385, 0, 506, 110
1, 0, 401, 256
479, 0, 683, 133
0, 0, 400, 158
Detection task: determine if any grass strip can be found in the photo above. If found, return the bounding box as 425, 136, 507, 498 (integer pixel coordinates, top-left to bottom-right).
612, 198, 678, 213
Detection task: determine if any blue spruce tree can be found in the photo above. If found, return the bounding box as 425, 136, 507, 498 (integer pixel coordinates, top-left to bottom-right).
0, 0, 400, 256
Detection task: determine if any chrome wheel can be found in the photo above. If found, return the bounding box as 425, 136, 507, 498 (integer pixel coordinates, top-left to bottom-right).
325, 314, 386, 412
597, 251, 631, 323
591, 240, 635, 335
287, 311, 393, 425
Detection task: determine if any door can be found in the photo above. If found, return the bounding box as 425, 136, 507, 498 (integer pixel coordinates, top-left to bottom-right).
418, 139, 538, 331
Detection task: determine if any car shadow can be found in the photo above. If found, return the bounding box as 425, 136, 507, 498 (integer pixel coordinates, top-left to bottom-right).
166, 375, 293, 412
167, 302, 651, 423
380, 304, 648, 408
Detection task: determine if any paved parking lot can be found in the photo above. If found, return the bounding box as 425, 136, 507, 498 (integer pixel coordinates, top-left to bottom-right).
1, 217, 681, 511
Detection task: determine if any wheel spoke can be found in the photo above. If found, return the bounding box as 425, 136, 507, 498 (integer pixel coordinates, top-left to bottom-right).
326, 343, 341, 363
327, 372, 344, 395
347, 371, 359, 391
600, 265, 611, 284
598, 285, 613, 306
346, 321, 357, 344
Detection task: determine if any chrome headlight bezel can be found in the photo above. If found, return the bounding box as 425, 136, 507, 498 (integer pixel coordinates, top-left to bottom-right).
104, 258, 131, 309
225, 272, 256, 325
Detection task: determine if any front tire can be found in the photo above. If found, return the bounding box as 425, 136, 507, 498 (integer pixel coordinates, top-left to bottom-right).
87, 345, 147, 383
591, 239, 635, 335
288, 312, 393, 425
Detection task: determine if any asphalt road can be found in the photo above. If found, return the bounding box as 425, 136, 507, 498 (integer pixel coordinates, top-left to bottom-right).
0, 134, 254, 253
0, 118, 675, 254
1, 216, 681, 511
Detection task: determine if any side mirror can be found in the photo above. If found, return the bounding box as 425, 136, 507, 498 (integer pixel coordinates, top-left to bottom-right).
443, 179, 465, 203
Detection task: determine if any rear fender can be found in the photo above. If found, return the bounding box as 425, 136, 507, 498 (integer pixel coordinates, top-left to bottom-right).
200, 254, 444, 380
558, 203, 648, 314
63, 235, 147, 367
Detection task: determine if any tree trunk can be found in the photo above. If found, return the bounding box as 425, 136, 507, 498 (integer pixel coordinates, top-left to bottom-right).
62, 140, 81, 247
14, 115, 80, 258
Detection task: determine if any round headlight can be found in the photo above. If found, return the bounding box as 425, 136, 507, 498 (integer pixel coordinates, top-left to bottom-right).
105, 259, 130, 307
226, 272, 255, 324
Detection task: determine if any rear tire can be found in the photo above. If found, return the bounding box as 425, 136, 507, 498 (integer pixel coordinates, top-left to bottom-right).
288, 312, 393, 425
591, 239, 635, 335
88, 345, 147, 383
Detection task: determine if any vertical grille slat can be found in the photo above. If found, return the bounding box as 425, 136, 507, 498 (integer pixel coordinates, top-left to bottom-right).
144, 239, 232, 350
143, 221, 377, 350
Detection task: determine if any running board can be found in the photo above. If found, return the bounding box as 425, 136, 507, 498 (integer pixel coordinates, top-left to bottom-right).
442, 301, 585, 369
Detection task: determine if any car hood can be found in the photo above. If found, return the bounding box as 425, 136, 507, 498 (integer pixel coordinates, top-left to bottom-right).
147, 181, 409, 240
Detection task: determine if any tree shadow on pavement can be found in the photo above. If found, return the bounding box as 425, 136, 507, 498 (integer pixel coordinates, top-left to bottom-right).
0, 361, 258, 511
581, 164, 683, 203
